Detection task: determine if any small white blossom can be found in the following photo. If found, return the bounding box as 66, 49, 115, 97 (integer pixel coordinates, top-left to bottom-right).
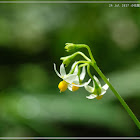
85, 76, 109, 100
54, 62, 91, 92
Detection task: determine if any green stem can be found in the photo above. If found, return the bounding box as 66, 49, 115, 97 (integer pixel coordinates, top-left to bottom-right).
84, 45, 95, 63
87, 64, 95, 81
91, 62, 140, 129
76, 51, 91, 61
61, 51, 90, 67
77, 44, 95, 63
70, 60, 89, 74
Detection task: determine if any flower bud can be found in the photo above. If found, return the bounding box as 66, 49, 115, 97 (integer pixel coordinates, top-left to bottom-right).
65, 43, 76, 52
65, 43, 84, 52
60, 53, 76, 67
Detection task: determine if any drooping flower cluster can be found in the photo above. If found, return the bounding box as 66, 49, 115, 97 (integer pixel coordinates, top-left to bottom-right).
54, 43, 109, 100
54, 43, 140, 129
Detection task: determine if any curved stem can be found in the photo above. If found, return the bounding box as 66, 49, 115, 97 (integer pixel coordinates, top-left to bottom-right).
77, 44, 95, 63
91, 62, 140, 129
69, 60, 89, 74
84, 45, 95, 63
71, 44, 95, 63
76, 51, 91, 61
87, 64, 94, 81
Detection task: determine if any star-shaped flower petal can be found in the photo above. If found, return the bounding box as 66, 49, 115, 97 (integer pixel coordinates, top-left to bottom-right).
85, 76, 109, 100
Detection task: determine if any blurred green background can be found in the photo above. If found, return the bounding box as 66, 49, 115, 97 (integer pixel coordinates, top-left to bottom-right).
0, 1, 140, 137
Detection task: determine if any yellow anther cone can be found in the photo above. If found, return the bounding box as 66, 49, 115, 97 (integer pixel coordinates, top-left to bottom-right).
72, 83, 79, 91
58, 80, 68, 92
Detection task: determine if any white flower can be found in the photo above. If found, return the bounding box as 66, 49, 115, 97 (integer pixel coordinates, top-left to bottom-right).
54, 63, 78, 84
54, 62, 91, 92
85, 76, 109, 100
54, 63, 78, 92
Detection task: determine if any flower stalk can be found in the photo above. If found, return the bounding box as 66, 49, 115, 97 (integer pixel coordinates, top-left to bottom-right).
69, 60, 89, 74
